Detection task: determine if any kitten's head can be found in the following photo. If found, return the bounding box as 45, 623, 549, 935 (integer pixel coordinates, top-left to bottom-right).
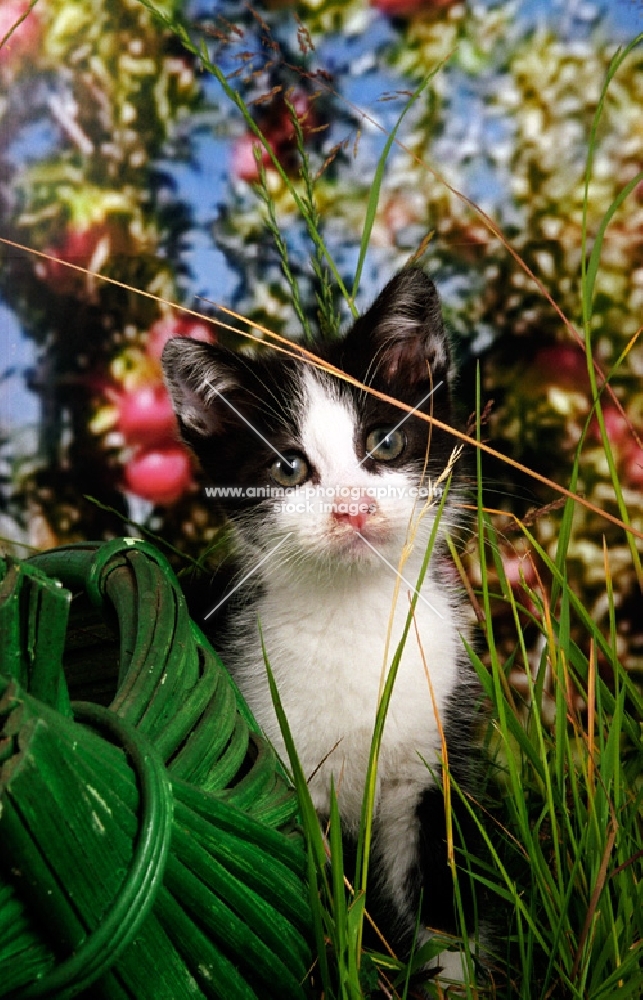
162, 267, 461, 577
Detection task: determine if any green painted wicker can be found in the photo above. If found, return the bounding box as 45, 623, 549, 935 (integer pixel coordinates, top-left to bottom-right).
0, 538, 313, 1000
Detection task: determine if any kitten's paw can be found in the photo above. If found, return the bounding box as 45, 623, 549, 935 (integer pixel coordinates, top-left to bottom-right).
431, 942, 489, 991
432, 947, 469, 983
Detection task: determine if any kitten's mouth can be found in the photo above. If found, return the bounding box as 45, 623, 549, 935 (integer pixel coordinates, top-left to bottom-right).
329, 515, 389, 553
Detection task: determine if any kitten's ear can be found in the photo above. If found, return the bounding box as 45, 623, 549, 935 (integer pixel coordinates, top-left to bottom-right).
161, 339, 241, 439
357, 267, 452, 387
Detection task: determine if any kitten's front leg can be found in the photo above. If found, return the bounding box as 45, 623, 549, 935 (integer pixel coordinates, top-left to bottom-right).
373, 778, 425, 939
374, 779, 477, 986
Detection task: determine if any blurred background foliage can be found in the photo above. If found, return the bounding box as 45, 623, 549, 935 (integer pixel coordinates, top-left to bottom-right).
0, 0, 642, 674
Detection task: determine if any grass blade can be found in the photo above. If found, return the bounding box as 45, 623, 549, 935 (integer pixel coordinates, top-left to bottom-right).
351, 67, 447, 301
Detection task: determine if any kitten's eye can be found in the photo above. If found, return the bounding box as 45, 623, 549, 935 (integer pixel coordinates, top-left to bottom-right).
270, 452, 309, 487
365, 428, 405, 462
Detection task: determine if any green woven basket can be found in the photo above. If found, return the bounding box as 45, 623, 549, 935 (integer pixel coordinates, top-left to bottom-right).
0, 538, 313, 1000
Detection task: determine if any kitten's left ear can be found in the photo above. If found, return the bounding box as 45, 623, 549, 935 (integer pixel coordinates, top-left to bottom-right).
354, 267, 453, 388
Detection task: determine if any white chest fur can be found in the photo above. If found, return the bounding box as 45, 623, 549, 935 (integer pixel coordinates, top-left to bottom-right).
229, 555, 462, 834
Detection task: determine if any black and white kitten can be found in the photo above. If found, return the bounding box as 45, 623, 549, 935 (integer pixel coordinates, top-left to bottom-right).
162, 267, 483, 983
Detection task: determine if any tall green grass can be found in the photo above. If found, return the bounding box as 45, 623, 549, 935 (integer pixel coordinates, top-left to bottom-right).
467, 404, 643, 998
459, 37, 643, 999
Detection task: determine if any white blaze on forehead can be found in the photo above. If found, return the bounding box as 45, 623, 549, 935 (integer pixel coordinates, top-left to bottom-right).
300, 369, 361, 482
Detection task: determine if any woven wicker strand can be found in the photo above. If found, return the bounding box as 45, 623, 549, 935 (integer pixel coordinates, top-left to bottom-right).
0, 539, 313, 1000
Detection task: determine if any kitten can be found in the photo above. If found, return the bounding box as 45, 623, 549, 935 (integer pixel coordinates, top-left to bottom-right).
162, 267, 484, 983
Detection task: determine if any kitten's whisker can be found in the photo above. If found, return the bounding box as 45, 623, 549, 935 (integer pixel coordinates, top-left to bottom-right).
361, 345, 387, 393
244, 363, 299, 426
237, 384, 284, 426
358, 381, 444, 467
204, 532, 293, 619
203, 379, 296, 468
354, 532, 444, 619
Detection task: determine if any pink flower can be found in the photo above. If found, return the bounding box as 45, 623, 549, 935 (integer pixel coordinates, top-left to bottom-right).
116, 384, 178, 446
0, 0, 41, 71
124, 445, 192, 503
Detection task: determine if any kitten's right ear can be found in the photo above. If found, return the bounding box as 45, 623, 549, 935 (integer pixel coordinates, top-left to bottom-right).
343, 267, 454, 391
161, 339, 241, 440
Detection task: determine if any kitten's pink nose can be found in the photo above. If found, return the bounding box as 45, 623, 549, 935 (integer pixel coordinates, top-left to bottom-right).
331, 508, 370, 532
